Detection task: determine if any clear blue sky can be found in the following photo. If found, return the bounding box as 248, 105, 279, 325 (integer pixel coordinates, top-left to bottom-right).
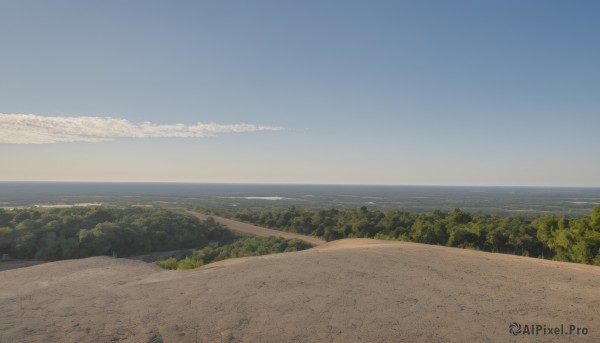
1, 1, 599, 186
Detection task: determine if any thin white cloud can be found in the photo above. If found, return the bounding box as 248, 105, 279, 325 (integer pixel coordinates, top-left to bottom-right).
0, 113, 283, 144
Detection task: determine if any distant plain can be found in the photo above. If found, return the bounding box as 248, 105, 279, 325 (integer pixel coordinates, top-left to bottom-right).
1, 182, 600, 216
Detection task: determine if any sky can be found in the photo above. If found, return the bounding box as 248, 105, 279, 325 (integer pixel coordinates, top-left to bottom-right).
1, 0, 599, 186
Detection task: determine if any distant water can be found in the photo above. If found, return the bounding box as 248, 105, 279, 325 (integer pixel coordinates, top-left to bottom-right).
1, 182, 599, 216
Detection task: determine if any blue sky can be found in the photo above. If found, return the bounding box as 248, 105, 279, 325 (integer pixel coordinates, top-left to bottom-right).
1, 1, 599, 186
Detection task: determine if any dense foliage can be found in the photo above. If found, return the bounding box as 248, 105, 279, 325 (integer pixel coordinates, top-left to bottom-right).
0, 207, 236, 260
156, 236, 313, 270
201, 205, 600, 265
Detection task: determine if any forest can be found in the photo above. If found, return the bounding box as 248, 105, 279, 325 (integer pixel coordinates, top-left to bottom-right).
0, 207, 237, 260
200, 205, 600, 265
156, 236, 313, 270
3, 205, 600, 267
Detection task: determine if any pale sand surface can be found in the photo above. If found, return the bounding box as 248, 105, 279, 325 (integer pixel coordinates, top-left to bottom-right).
187, 211, 326, 246
1, 239, 599, 342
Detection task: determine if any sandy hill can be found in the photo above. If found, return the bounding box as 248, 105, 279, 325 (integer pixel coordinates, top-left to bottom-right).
1, 239, 599, 343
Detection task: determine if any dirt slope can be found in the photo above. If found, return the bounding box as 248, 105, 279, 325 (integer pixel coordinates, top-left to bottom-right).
187, 210, 326, 246
1, 239, 599, 342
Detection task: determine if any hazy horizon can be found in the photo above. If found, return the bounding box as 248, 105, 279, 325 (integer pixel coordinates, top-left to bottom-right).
2, 182, 599, 217
2, 180, 600, 189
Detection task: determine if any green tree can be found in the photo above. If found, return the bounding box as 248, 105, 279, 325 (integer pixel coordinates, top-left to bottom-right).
11, 232, 37, 258
447, 228, 478, 248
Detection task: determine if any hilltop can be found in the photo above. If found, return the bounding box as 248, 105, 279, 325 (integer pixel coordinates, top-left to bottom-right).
1, 239, 599, 342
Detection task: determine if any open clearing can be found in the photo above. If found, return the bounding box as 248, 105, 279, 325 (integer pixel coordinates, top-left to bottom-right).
1, 239, 599, 342
187, 210, 326, 246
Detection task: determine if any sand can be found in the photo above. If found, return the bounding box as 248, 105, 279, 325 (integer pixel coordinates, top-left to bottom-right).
1, 239, 599, 342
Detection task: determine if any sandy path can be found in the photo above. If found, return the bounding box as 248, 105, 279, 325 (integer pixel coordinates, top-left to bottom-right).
1, 238, 599, 342
187, 210, 326, 246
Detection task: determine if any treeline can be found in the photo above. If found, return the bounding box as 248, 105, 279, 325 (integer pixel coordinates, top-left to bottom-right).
200, 205, 600, 265
0, 207, 236, 260
157, 236, 313, 270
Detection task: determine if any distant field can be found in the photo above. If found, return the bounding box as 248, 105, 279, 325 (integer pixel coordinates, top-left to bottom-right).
1, 182, 600, 216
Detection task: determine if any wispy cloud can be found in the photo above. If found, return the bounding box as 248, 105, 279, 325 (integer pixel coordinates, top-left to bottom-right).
0, 113, 283, 144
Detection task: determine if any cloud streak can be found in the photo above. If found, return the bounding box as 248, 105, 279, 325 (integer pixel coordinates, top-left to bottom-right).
0, 113, 283, 144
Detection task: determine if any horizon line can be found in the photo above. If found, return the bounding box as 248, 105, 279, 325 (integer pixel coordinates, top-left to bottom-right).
0, 180, 599, 189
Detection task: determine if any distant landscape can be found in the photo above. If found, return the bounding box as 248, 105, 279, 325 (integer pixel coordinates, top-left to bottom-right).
1, 182, 600, 269
2, 182, 600, 216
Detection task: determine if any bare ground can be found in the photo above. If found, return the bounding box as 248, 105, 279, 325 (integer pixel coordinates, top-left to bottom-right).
1, 239, 599, 342
187, 210, 326, 246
